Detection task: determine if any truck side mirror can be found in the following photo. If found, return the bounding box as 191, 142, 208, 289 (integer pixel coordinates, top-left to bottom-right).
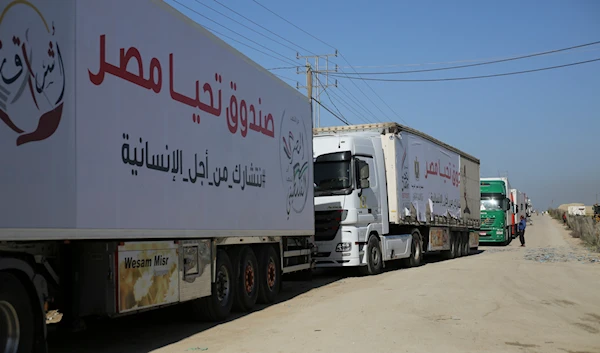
503, 198, 511, 211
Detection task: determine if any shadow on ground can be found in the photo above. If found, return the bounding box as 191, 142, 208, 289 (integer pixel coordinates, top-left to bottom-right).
47, 248, 486, 353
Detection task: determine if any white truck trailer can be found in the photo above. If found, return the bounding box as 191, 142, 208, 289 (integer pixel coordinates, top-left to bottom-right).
0, 1, 314, 352
312, 123, 481, 275
568, 205, 586, 216
510, 188, 526, 235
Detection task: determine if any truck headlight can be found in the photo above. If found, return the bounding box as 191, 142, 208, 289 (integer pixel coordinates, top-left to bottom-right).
335, 242, 352, 252
496, 230, 503, 235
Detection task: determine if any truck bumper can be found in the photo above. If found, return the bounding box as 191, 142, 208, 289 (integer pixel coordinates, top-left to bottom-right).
478, 229, 506, 243
313, 227, 362, 267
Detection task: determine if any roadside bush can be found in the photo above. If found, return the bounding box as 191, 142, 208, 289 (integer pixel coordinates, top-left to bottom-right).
548, 209, 600, 252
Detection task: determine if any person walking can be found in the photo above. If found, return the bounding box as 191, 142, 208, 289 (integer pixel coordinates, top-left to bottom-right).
518, 215, 527, 247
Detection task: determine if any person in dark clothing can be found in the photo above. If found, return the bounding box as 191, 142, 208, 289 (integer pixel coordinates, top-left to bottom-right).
518, 215, 527, 247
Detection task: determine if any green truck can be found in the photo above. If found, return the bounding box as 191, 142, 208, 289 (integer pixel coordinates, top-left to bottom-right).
479, 177, 514, 245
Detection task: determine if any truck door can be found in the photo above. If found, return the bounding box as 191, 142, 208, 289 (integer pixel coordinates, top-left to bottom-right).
355, 156, 380, 228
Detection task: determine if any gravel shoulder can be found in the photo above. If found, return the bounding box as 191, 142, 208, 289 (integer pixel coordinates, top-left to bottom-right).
49, 215, 600, 353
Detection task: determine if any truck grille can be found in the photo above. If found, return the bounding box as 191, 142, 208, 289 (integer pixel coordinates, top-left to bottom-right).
482, 218, 495, 226
315, 210, 343, 241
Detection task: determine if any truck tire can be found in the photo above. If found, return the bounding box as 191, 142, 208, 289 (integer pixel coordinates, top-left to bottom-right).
0, 272, 35, 353
454, 232, 461, 257
402, 231, 423, 267
232, 246, 259, 312
443, 232, 458, 260
462, 232, 470, 256
257, 245, 281, 304
359, 235, 383, 275
194, 249, 234, 321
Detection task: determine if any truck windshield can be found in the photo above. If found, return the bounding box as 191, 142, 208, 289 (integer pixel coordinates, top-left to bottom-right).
314, 161, 352, 195
480, 193, 503, 211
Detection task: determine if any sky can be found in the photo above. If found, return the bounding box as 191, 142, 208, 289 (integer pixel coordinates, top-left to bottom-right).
166, 0, 600, 211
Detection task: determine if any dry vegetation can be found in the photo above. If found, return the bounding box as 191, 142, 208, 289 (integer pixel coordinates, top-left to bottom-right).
548, 209, 600, 252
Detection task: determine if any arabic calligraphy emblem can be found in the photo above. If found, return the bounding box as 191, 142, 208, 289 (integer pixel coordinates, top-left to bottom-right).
279, 110, 309, 218
0, 1, 66, 146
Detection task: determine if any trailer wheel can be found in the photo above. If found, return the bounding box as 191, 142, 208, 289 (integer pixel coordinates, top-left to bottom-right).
232, 246, 259, 312
194, 249, 234, 321
402, 231, 423, 267
443, 232, 457, 260
359, 235, 383, 275
462, 232, 470, 256
0, 272, 35, 353
257, 245, 281, 304
456, 232, 464, 257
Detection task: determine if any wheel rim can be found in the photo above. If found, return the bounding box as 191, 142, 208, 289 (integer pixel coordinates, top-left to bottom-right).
216, 265, 231, 303
414, 237, 421, 260
0, 300, 20, 353
244, 261, 255, 294
266, 259, 276, 289
371, 246, 380, 266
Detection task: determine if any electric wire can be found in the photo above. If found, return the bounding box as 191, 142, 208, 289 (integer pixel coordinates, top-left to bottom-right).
213, 0, 319, 56
327, 57, 600, 82
250, 0, 400, 123
172, 0, 298, 66
311, 97, 350, 126
320, 40, 600, 75
193, 0, 303, 54
337, 47, 600, 69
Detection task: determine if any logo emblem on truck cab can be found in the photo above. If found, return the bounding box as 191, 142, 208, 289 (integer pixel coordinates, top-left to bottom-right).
279, 111, 309, 218
0, 1, 66, 146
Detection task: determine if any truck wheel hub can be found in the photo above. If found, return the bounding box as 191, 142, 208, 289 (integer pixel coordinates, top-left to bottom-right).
216, 266, 230, 302
0, 300, 20, 353
267, 260, 276, 288
244, 263, 255, 293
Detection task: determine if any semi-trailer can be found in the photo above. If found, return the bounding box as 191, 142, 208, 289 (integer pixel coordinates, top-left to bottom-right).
312, 123, 481, 275
0, 1, 314, 351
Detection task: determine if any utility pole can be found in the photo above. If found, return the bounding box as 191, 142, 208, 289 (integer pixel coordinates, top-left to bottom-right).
296, 51, 338, 128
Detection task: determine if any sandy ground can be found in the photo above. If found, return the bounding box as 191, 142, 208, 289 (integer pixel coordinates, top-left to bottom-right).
48, 214, 600, 353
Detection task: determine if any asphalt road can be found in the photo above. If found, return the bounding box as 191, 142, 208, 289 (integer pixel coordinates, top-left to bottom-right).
48, 214, 600, 353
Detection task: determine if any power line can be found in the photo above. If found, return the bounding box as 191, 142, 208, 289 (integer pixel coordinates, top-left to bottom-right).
324, 87, 374, 124
314, 75, 354, 125
328, 57, 600, 82
193, 0, 301, 54
336, 81, 381, 123
337, 47, 600, 69
250, 0, 403, 124
312, 97, 349, 125
322, 40, 600, 75
172, 0, 297, 66
251, 0, 334, 49
267, 66, 298, 70
212, 0, 318, 56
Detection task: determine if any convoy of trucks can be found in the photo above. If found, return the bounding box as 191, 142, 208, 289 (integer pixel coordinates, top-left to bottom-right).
479, 177, 531, 244
1, 1, 316, 351
0, 0, 536, 352
313, 123, 481, 274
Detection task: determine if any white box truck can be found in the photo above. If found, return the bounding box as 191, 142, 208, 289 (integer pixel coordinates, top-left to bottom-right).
0, 0, 314, 351
312, 123, 481, 275
568, 206, 586, 216
510, 188, 526, 235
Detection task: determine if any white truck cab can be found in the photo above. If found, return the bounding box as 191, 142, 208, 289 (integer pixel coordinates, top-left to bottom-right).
313, 132, 391, 268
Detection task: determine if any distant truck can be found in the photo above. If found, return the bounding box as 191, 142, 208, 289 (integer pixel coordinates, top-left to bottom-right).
312, 123, 481, 275
479, 177, 514, 245
568, 206, 586, 216
0, 1, 314, 351
511, 189, 526, 234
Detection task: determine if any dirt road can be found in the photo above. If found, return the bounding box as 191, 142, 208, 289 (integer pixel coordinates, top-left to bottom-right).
49, 215, 600, 353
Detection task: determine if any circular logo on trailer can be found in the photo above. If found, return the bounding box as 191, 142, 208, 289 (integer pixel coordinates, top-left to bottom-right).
0, 0, 65, 146
279, 110, 309, 219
